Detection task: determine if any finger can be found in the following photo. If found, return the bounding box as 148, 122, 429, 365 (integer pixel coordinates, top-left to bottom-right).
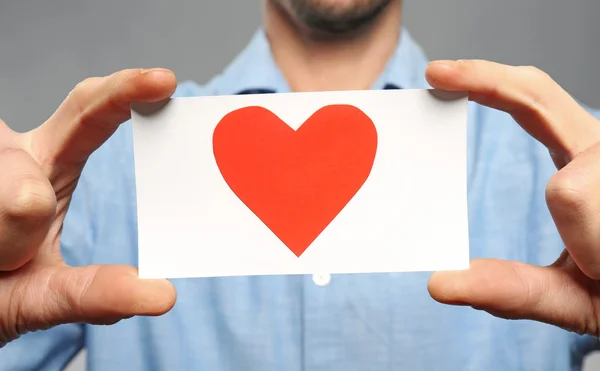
13, 264, 176, 333
546, 142, 600, 279
428, 257, 599, 336
425, 60, 600, 159
31, 68, 177, 172
0, 124, 56, 270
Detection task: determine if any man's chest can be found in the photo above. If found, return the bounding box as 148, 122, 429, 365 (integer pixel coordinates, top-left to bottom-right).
84, 270, 571, 371
77, 107, 573, 371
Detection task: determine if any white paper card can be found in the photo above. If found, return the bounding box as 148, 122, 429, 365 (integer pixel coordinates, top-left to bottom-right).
131, 89, 469, 279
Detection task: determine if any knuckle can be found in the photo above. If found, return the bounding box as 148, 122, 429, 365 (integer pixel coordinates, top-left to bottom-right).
0, 120, 11, 138
4, 178, 57, 223
584, 267, 600, 281
454, 59, 479, 73
517, 66, 555, 109
0, 258, 28, 272
67, 77, 105, 111
519, 65, 551, 81
112, 69, 145, 92
122, 68, 145, 78
545, 171, 589, 214
64, 77, 106, 124
111, 69, 144, 87
70, 77, 102, 97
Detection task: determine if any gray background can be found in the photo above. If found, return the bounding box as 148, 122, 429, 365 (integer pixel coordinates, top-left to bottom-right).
0, 0, 599, 369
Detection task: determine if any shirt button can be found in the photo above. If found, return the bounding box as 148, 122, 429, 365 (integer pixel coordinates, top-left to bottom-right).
312, 273, 331, 287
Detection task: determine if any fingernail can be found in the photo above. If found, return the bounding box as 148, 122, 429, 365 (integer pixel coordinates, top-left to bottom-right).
152, 68, 172, 73
140, 68, 171, 75
430, 60, 456, 68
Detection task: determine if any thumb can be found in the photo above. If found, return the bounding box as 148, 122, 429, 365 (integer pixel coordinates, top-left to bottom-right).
427, 257, 598, 335
19, 265, 176, 332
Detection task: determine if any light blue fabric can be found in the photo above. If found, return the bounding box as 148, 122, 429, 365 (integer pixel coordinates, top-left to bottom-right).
2, 27, 600, 371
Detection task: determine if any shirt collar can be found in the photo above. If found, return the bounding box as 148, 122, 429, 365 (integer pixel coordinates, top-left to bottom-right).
373, 27, 432, 90
213, 26, 432, 95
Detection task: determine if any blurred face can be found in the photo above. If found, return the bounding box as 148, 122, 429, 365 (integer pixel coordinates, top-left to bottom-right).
275, 0, 393, 35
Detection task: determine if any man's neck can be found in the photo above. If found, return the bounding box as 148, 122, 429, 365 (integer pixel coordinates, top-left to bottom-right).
263, 0, 403, 92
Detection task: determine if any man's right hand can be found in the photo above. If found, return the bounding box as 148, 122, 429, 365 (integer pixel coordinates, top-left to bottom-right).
0, 68, 178, 346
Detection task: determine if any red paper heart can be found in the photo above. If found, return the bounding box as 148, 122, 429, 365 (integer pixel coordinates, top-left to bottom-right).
213, 104, 377, 257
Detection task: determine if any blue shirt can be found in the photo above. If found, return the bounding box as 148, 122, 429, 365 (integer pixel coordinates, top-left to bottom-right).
2, 27, 600, 371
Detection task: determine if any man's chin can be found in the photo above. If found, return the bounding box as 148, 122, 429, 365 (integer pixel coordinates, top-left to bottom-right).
290, 0, 392, 39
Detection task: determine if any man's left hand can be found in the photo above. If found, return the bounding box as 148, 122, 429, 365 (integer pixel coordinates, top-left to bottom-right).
426, 59, 600, 337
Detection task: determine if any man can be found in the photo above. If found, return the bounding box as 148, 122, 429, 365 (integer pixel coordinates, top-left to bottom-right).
1, 0, 600, 369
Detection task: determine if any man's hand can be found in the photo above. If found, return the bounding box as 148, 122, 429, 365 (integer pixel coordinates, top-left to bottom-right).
425, 60, 600, 337
0, 68, 178, 346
